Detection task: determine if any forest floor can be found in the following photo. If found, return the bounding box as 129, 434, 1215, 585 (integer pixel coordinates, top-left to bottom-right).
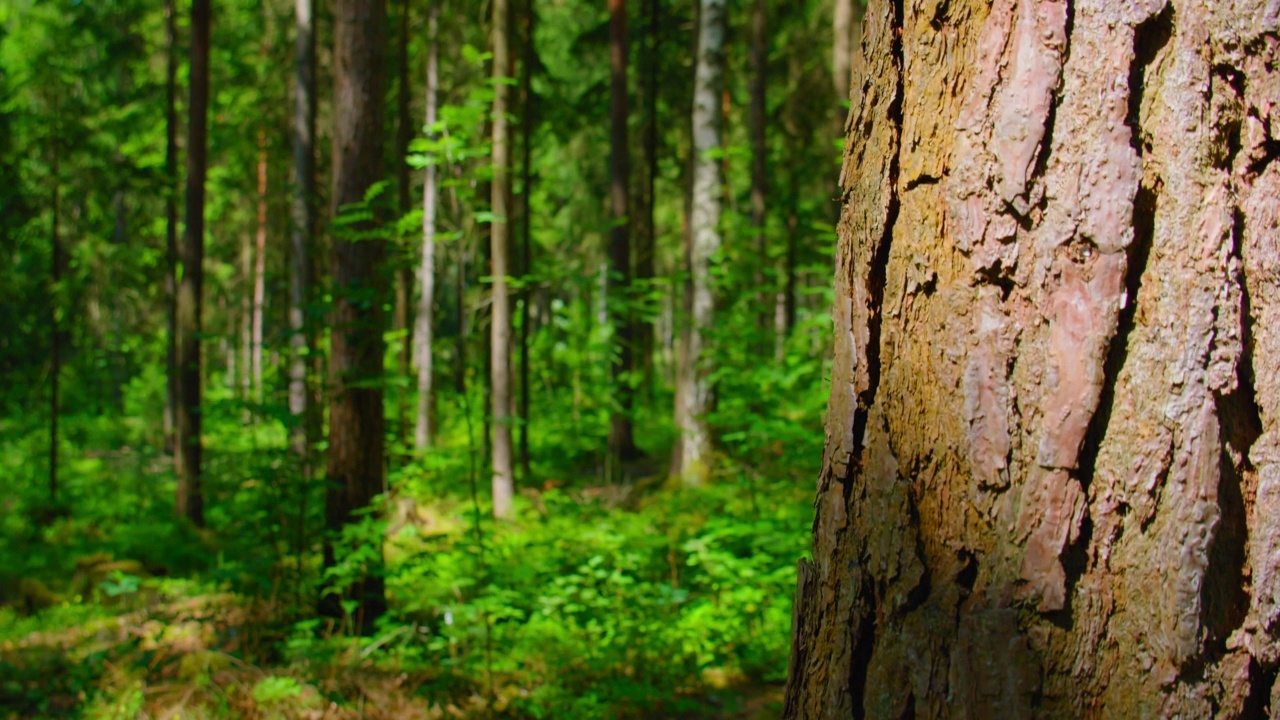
1, 470, 800, 719
1, 578, 786, 719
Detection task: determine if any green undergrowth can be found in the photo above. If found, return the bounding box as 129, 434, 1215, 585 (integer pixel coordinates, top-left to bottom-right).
1, 467, 807, 719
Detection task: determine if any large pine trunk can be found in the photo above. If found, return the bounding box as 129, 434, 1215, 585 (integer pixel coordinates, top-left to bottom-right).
324, 0, 388, 631
785, 0, 1280, 717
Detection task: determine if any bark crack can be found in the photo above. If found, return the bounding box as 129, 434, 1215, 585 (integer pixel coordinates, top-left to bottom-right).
851, 0, 904, 475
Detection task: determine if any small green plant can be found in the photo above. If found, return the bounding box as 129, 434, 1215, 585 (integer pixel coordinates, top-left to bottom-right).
98, 570, 141, 598
251, 675, 304, 705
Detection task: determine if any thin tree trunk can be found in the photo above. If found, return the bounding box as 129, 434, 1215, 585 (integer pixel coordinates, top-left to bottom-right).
394, 0, 413, 447
517, 0, 535, 480
831, 0, 853, 103
607, 0, 637, 465
455, 240, 468, 396
324, 0, 388, 632
240, 231, 253, 405
49, 134, 61, 504
289, 0, 315, 464
672, 0, 725, 486
176, 0, 210, 527
414, 0, 439, 452
490, 0, 515, 519
748, 0, 768, 341
636, 0, 658, 398
785, 1, 1280, 716
164, 0, 179, 455
252, 133, 268, 404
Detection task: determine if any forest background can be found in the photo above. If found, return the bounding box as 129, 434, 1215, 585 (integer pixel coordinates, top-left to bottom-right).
0, 0, 864, 717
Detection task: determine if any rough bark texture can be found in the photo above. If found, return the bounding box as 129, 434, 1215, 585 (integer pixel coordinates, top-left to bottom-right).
607, 0, 638, 465
414, 0, 439, 452
324, 0, 388, 631
491, 0, 515, 519
785, 0, 1280, 717
673, 0, 726, 486
175, 0, 210, 527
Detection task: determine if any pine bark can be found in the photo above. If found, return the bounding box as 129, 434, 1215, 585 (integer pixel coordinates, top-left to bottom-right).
324, 0, 388, 631
607, 0, 638, 464
289, 0, 315, 462
491, 0, 515, 519
414, 0, 439, 452
175, 0, 210, 527
673, 0, 725, 486
785, 0, 1280, 717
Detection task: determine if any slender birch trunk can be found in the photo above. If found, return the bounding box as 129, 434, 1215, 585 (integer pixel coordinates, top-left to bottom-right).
672, 0, 725, 486
490, 0, 515, 518
414, 0, 439, 452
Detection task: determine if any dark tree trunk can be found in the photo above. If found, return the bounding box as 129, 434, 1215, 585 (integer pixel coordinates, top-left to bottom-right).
175, 0, 210, 528
607, 0, 638, 465
289, 0, 316, 466
518, 0, 535, 480
323, 0, 389, 632
748, 0, 768, 341
785, 0, 1280, 717
636, 0, 658, 398
394, 0, 414, 447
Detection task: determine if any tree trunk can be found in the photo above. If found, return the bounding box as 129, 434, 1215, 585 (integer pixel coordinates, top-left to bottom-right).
164, 0, 178, 455
672, 0, 725, 486
324, 0, 388, 632
637, 0, 659, 399
784, 0, 1280, 717
239, 231, 253, 405
289, 0, 315, 463
49, 134, 61, 504
748, 0, 768, 342
607, 0, 638, 465
491, 0, 515, 519
831, 0, 854, 103
414, 0, 439, 452
518, 0, 535, 481
176, 0, 210, 528
252, 133, 268, 404
394, 0, 414, 447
